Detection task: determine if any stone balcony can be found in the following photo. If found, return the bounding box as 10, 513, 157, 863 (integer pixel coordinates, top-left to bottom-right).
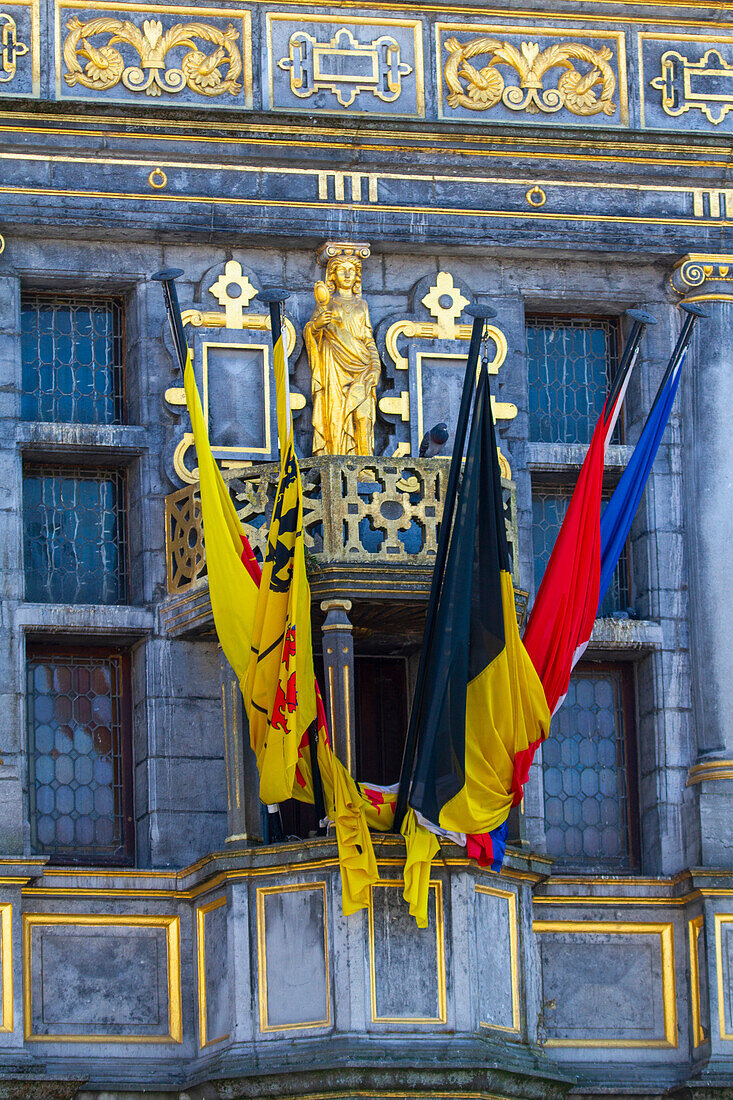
162, 455, 523, 637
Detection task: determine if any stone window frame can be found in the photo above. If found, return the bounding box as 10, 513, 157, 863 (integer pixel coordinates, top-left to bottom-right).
24, 641, 136, 866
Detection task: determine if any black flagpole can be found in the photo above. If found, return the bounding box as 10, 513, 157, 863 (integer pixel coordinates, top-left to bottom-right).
646, 301, 707, 417
606, 308, 658, 413
151, 267, 188, 375
256, 288, 327, 836
394, 302, 496, 832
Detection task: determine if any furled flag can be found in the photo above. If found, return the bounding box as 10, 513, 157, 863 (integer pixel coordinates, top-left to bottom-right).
407, 362, 551, 879
522, 365, 630, 727
183, 352, 261, 683
244, 316, 379, 914
598, 349, 687, 609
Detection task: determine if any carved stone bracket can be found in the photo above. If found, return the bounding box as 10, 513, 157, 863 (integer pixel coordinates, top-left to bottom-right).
670, 253, 733, 303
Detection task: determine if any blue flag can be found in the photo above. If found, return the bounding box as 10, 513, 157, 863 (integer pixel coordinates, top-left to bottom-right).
599, 350, 686, 609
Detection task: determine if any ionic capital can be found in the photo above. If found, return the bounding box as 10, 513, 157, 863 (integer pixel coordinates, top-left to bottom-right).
670, 253, 733, 303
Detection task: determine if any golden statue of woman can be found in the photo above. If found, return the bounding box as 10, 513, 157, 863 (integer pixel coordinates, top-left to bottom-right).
304, 253, 381, 456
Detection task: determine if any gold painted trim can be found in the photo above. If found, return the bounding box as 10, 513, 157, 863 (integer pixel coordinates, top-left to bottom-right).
368, 879, 447, 1024
689, 915, 706, 1048
202, 340, 272, 457
54, 0, 253, 110
681, 294, 733, 304
265, 12, 425, 119
256, 882, 331, 1033
476, 885, 520, 1034
0, 0, 41, 99
0, 905, 12, 1033
197, 895, 229, 1049
534, 894, 695, 906
2, 111, 731, 174
2, 181, 725, 230
533, 920, 677, 1048
435, 21, 628, 126
688, 759, 733, 785
714, 913, 733, 1040
343, 664, 353, 775
639, 31, 733, 129
22, 913, 182, 1043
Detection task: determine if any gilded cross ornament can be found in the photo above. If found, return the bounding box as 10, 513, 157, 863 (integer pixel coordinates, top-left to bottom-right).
421, 273, 470, 339
208, 260, 258, 329
62, 15, 243, 97
443, 36, 616, 116
0, 13, 28, 83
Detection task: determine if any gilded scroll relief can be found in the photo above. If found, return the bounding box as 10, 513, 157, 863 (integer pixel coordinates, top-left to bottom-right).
63, 14, 243, 96
444, 36, 617, 116
0, 12, 28, 82
278, 26, 412, 108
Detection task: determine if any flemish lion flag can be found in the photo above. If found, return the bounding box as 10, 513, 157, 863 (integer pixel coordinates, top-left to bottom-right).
244, 323, 378, 914
409, 362, 550, 865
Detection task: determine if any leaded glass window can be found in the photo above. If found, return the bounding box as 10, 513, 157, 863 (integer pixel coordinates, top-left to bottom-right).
532, 485, 630, 617
23, 465, 128, 605
21, 295, 124, 424
527, 315, 621, 444
542, 665, 638, 868
26, 648, 134, 864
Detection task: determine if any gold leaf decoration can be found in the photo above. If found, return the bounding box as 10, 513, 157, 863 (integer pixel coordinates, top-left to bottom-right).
444, 35, 616, 116
63, 15, 242, 97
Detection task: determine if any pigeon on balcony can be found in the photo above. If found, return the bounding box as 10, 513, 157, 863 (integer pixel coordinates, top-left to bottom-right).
419, 422, 449, 457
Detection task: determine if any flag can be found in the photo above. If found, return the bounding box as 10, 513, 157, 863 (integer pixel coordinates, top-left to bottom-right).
243, 319, 378, 914
408, 363, 550, 847
599, 349, 686, 609
183, 353, 260, 685
522, 371, 630, 721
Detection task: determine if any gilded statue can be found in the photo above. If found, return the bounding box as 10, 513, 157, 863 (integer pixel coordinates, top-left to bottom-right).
304, 247, 381, 456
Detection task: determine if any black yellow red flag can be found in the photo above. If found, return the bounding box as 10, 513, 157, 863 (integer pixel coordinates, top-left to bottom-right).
409, 362, 550, 858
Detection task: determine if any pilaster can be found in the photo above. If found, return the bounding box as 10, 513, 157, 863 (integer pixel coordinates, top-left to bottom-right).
320, 599, 357, 775
671, 255, 733, 869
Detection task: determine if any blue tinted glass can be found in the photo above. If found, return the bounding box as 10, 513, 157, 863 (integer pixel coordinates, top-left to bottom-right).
527, 317, 619, 443
23, 468, 126, 605
20, 297, 123, 424
532, 489, 630, 615
543, 668, 631, 867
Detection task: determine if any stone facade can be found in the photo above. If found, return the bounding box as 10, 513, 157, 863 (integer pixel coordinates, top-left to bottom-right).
0, 0, 732, 1096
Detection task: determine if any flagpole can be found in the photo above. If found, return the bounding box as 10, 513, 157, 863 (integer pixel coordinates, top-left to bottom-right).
151, 268, 188, 374
257, 288, 328, 836
394, 302, 496, 832
606, 308, 658, 412
646, 301, 707, 416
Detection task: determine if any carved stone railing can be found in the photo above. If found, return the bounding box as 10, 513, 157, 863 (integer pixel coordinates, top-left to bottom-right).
165, 454, 521, 605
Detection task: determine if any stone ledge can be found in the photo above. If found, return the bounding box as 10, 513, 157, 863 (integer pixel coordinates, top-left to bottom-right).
16, 422, 149, 461
15, 603, 154, 636
526, 443, 634, 471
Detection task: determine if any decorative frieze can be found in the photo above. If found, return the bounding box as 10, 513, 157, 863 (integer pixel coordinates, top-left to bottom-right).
0, 0, 38, 97
56, 1, 253, 108
266, 13, 424, 116
640, 33, 733, 131
436, 23, 628, 126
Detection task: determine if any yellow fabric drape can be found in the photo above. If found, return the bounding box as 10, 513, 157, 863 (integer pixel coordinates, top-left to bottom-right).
401, 809, 440, 929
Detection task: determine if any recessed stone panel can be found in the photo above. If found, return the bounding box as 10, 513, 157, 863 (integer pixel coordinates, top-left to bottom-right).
476, 886, 520, 1034
534, 921, 677, 1048
24, 915, 182, 1042
369, 882, 446, 1023
256, 883, 330, 1032
0, 0, 39, 98
198, 896, 229, 1048
266, 13, 425, 118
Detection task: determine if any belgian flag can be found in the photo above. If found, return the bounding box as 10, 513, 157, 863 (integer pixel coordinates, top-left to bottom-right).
409, 361, 550, 861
